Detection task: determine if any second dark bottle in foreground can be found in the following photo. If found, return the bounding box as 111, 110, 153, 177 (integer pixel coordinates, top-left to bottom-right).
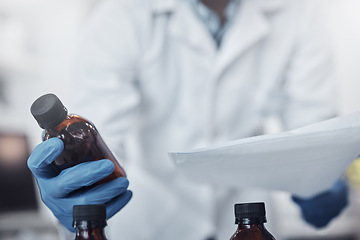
30, 93, 126, 181
230, 202, 276, 240
73, 204, 108, 240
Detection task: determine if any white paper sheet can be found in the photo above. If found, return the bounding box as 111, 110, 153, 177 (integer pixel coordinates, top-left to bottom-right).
169, 112, 360, 197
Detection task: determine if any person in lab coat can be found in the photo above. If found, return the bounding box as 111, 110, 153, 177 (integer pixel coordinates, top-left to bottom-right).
27, 0, 349, 239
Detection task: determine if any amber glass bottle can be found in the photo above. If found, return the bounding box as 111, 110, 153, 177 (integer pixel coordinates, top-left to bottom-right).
30, 93, 126, 181
73, 204, 108, 240
230, 202, 276, 240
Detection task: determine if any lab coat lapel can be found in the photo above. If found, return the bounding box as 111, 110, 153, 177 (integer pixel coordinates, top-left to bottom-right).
213, 0, 284, 78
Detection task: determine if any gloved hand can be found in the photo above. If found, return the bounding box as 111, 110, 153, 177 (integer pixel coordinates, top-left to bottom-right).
292, 179, 348, 228
27, 137, 132, 232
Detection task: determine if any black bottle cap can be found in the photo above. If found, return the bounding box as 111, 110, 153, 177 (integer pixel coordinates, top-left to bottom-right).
73, 204, 107, 222
30, 93, 68, 129
234, 202, 267, 224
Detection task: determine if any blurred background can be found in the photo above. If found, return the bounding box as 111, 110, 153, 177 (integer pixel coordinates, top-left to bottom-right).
1, 0, 360, 239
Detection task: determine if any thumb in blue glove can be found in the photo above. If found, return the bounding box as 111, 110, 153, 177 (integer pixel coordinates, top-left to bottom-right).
292, 179, 348, 228
27, 138, 132, 232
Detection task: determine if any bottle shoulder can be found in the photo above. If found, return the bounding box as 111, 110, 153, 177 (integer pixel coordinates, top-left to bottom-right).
43, 114, 97, 140
231, 225, 275, 240
57, 114, 95, 130
68, 114, 92, 123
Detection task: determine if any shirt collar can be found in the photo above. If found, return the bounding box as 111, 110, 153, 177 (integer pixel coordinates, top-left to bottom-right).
188, 0, 241, 46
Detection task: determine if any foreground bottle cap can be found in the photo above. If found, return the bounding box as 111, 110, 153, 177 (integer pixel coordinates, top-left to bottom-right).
30, 93, 68, 129
73, 204, 107, 221
234, 202, 267, 224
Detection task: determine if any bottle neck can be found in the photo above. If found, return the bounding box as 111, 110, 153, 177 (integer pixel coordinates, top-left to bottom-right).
237, 223, 266, 230
235, 216, 267, 225
233, 222, 276, 240
51, 115, 72, 131
236, 217, 268, 231
74, 220, 107, 240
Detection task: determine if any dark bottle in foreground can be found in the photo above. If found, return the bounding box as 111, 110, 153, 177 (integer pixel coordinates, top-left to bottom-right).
230, 202, 276, 240
30, 93, 126, 181
73, 204, 108, 240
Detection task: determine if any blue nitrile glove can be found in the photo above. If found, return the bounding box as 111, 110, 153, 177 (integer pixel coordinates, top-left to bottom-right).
292, 179, 348, 228
27, 138, 132, 232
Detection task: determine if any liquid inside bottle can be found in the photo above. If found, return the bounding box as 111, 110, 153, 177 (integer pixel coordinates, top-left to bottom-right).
31, 93, 126, 182
230, 202, 276, 240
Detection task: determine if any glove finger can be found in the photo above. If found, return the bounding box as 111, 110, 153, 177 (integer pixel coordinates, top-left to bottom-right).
332, 179, 348, 194
291, 195, 302, 204
51, 160, 115, 197
27, 138, 64, 178
106, 190, 133, 219
303, 213, 331, 228
76, 177, 130, 204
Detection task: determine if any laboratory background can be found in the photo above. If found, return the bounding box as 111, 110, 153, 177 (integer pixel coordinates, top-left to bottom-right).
1, 0, 360, 239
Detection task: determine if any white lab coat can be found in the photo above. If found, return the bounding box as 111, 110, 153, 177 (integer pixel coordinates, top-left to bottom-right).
70, 0, 337, 239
